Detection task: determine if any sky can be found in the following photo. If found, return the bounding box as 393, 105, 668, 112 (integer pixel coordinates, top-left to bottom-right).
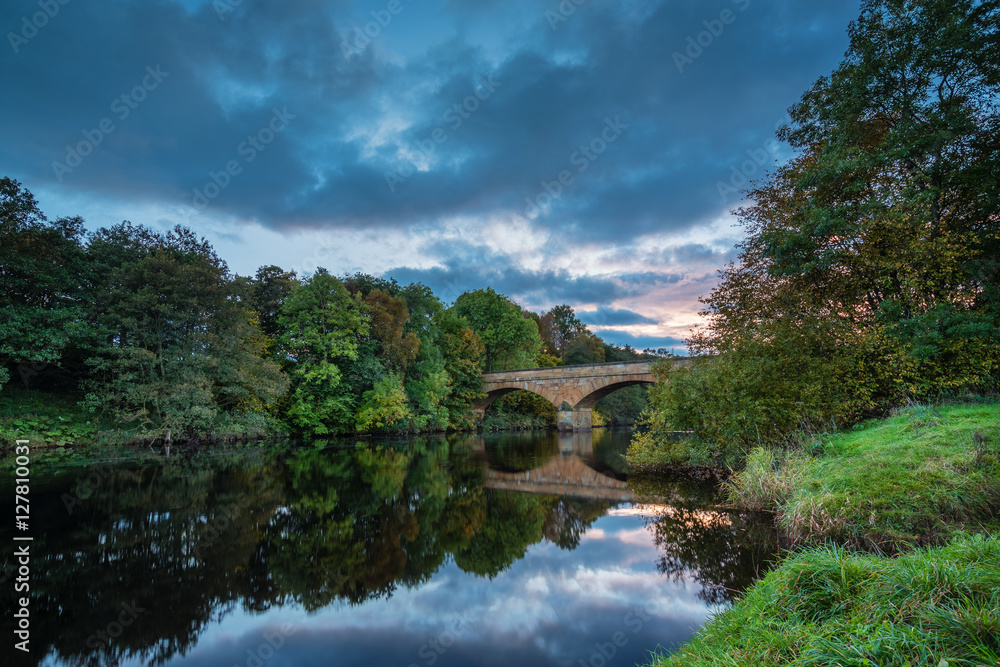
1, 0, 860, 352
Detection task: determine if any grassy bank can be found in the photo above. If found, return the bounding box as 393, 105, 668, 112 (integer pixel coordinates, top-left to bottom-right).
655, 533, 1000, 666
650, 400, 1000, 666
731, 401, 1000, 552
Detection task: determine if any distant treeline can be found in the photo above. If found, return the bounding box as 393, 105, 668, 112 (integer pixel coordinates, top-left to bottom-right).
0, 177, 655, 442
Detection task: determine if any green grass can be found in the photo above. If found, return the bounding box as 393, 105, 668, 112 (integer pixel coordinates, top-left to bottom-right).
647, 401, 1000, 667
728, 401, 1000, 551
653, 533, 1000, 667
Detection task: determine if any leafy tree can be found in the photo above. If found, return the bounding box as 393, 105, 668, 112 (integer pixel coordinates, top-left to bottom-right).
538, 304, 587, 356
404, 368, 451, 431
249, 265, 298, 353
83, 225, 286, 440
400, 282, 444, 340
594, 386, 648, 426
364, 289, 420, 373
277, 269, 367, 434
343, 271, 401, 298
634, 0, 1000, 463
562, 332, 606, 365
437, 310, 486, 428
452, 288, 541, 371
356, 374, 411, 432
0, 178, 89, 391
535, 352, 562, 367
766, 0, 1000, 395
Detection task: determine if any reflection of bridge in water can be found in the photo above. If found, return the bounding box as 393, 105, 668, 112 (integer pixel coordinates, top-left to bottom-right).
474, 431, 635, 503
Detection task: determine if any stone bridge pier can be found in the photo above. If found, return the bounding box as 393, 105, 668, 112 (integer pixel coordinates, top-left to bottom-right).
475, 360, 669, 431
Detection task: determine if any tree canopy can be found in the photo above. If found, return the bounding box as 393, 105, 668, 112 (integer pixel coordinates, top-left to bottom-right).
636, 0, 1000, 464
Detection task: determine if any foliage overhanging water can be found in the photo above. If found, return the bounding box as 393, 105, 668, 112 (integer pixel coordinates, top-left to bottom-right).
1, 429, 778, 667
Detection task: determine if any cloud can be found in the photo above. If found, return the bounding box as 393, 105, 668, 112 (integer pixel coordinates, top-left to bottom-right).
578, 307, 658, 327
593, 330, 688, 353
1, 0, 860, 329
3, 0, 856, 237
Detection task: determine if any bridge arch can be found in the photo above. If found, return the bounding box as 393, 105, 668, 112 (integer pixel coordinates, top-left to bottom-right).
476, 360, 678, 431
477, 386, 557, 412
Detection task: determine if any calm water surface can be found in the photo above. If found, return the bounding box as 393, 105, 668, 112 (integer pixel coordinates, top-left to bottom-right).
2, 430, 777, 667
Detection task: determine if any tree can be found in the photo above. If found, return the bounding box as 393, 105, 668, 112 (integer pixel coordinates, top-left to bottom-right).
770, 0, 1000, 394
364, 289, 420, 373
633, 0, 1000, 463
538, 304, 587, 356
562, 332, 606, 365
452, 288, 541, 371
249, 265, 298, 353
0, 178, 89, 390
83, 224, 287, 440
437, 311, 486, 428
277, 269, 368, 434
356, 374, 411, 432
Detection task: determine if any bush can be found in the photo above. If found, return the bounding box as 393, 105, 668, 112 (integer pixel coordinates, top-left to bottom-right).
629, 339, 867, 469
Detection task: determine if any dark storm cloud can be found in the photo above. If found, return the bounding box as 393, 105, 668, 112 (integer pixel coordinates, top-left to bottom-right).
2, 0, 858, 244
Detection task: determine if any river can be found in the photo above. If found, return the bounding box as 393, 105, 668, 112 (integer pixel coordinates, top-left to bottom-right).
2, 429, 777, 667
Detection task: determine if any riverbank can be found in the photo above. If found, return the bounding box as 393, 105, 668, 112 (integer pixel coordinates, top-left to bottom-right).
652, 399, 1000, 665
0, 385, 289, 455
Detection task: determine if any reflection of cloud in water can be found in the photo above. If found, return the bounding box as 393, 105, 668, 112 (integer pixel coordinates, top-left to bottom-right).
608, 504, 673, 517
616, 527, 657, 548
151, 513, 713, 667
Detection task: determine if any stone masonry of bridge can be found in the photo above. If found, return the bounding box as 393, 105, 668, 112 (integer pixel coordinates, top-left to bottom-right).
475, 360, 674, 431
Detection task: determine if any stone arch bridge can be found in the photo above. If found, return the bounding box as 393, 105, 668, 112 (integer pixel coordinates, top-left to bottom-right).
475, 360, 681, 431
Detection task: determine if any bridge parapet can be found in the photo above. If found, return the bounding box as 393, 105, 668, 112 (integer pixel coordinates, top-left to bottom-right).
477, 358, 685, 431
482, 360, 655, 383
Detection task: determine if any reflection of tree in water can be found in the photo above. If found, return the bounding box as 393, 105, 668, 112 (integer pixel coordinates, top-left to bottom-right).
479, 432, 559, 472
589, 429, 634, 477
4, 439, 760, 667
629, 473, 779, 605
1, 455, 287, 667
542, 497, 609, 550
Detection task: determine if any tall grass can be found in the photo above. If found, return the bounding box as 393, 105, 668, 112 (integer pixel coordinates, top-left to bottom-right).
725, 447, 807, 511
653, 532, 1000, 667
727, 401, 1000, 551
